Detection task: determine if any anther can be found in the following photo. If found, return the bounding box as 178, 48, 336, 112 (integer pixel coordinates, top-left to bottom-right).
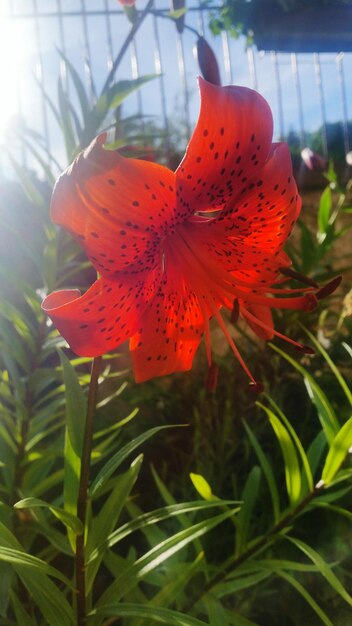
316, 276, 342, 300
249, 381, 264, 394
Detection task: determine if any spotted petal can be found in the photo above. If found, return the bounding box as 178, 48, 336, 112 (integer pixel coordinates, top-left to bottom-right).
196, 143, 300, 285
130, 273, 205, 382
176, 77, 273, 213
42, 267, 162, 357
51, 134, 177, 276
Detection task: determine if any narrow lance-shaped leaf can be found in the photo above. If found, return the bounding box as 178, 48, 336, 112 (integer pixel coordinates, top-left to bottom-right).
270, 343, 339, 443
57, 49, 91, 127
85, 455, 143, 593
59, 350, 87, 548
258, 402, 301, 507
59, 350, 86, 458
300, 326, 352, 406
274, 569, 334, 626
58, 74, 78, 160
235, 466, 261, 556
205, 593, 230, 626
190, 473, 218, 501
321, 414, 352, 484
243, 420, 280, 522
10, 590, 37, 626
318, 186, 332, 236
287, 536, 352, 607
97, 508, 239, 607
14, 497, 83, 535
90, 424, 183, 497
266, 395, 313, 493
88, 500, 237, 564
92, 603, 210, 626
0, 547, 73, 588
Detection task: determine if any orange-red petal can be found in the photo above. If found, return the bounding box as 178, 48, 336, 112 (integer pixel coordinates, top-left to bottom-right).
42, 268, 162, 357
198, 143, 300, 284
51, 134, 177, 276
130, 274, 205, 382
176, 78, 273, 213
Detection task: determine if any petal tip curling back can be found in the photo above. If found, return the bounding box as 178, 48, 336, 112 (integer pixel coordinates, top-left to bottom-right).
42, 289, 82, 312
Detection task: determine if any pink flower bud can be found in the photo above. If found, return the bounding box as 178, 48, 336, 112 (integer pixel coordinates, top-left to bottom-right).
301, 147, 327, 171
195, 37, 221, 86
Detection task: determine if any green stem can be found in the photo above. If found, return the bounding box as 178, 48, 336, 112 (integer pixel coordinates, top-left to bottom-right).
100, 0, 154, 96
185, 483, 325, 612
76, 356, 101, 626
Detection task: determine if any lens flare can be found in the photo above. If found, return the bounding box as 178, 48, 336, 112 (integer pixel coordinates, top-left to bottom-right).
0, 19, 26, 140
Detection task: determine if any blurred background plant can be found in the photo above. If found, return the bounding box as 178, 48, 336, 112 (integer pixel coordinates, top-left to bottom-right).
0, 4, 351, 626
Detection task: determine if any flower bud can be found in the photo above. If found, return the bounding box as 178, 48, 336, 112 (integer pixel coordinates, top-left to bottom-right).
195, 36, 221, 86
301, 147, 327, 171
171, 0, 186, 34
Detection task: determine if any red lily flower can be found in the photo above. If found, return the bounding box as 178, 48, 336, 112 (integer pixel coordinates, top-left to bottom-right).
42, 78, 317, 386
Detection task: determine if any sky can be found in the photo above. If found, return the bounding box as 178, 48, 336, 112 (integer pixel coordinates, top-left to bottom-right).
0, 0, 351, 173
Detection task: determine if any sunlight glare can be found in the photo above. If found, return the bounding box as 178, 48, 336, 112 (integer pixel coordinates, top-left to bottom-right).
0, 19, 26, 141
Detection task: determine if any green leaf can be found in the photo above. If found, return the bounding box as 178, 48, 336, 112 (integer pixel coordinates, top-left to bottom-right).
10, 590, 37, 626
215, 569, 271, 598
275, 569, 334, 626
224, 612, 259, 626
90, 425, 181, 497
306, 431, 327, 477
0, 547, 73, 588
288, 536, 352, 607
14, 497, 83, 535
58, 74, 78, 160
266, 396, 313, 493
93, 603, 210, 625
235, 466, 261, 555
59, 350, 87, 457
7, 153, 46, 209
97, 508, 238, 606
301, 327, 352, 406
59, 350, 87, 547
318, 186, 332, 235
96, 75, 157, 116
151, 552, 204, 609
270, 343, 339, 443
88, 500, 236, 565
190, 473, 217, 501
85, 455, 143, 592
243, 421, 280, 521
299, 221, 317, 272
321, 415, 352, 484
18, 571, 74, 626
57, 49, 91, 126
205, 593, 230, 626
258, 403, 301, 506
43, 236, 59, 292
